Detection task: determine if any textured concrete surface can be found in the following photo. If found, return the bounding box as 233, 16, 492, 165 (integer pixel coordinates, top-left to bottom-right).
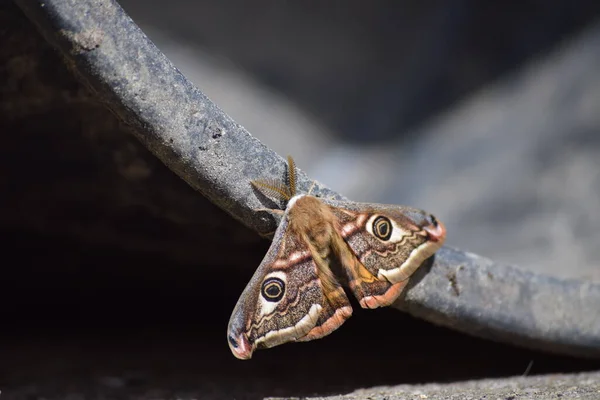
307, 372, 600, 400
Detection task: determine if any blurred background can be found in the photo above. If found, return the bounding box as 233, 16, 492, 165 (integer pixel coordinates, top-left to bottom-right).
119, 0, 600, 281
3, 1, 600, 398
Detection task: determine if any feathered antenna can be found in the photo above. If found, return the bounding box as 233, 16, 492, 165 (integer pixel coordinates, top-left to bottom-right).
251, 178, 292, 202
251, 156, 297, 203
286, 155, 297, 198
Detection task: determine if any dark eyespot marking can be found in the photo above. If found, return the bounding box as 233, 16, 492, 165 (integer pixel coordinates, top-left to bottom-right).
228, 334, 239, 348
373, 216, 392, 240
430, 215, 439, 227
261, 277, 285, 302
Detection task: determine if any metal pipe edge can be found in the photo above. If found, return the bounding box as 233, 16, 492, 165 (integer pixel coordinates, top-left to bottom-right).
14, 0, 600, 358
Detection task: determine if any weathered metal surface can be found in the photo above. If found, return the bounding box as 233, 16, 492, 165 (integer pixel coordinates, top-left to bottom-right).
11, 0, 600, 359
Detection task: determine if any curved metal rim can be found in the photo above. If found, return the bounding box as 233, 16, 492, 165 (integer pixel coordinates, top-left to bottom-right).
14, 0, 600, 358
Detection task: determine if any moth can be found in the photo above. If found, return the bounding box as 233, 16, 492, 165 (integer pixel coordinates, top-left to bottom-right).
227, 156, 446, 359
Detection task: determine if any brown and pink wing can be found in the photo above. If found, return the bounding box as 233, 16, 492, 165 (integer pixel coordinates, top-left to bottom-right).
327, 200, 446, 309
227, 212, 352, 360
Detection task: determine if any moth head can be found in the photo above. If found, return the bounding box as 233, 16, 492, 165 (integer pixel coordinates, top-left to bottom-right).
227, 265, 323, 360
362, 207, 446, 283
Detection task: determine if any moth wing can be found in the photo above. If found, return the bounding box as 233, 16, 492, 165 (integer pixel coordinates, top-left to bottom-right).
327, 201, 446, 309
227, 213, 352, 359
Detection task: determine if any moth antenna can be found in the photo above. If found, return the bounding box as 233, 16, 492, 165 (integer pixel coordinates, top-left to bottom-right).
286, 155, 297, 197
251, 179, 292, 202
307, 179, 317, 196
254, 207, 286, 215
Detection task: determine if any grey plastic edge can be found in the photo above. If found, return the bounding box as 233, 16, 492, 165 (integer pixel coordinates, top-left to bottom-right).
15, 0, 600, 358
